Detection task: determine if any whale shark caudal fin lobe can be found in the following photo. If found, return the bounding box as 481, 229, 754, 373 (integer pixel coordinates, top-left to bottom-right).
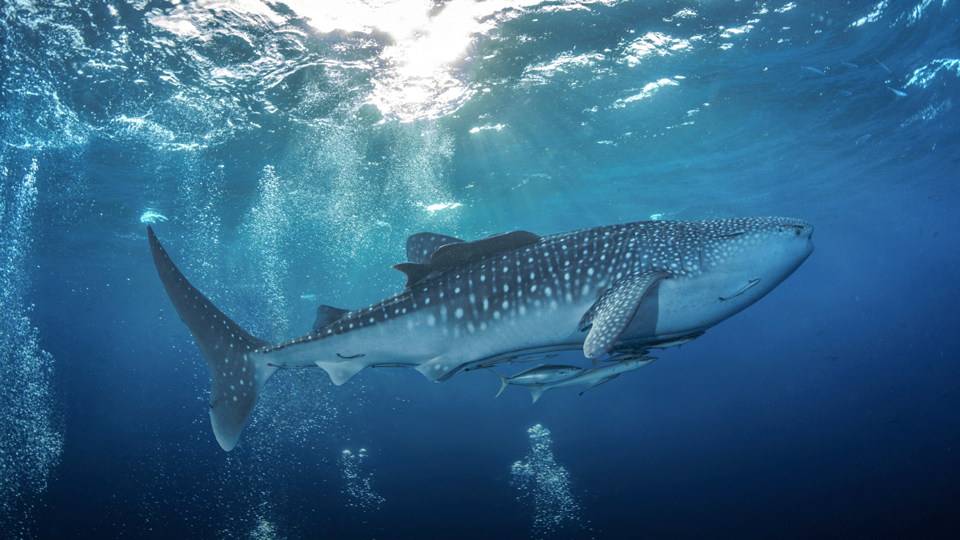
147, 226, 278, 451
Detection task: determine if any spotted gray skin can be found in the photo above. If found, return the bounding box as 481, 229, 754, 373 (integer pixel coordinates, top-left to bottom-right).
148, 217, 813, 450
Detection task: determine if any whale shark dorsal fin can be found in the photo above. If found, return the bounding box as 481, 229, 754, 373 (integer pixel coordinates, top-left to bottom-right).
429, 230, 540, 269
582, 271, 669, 358
405, 232, 464, 264
312, 304, 351, 331
395, 230, 541, 288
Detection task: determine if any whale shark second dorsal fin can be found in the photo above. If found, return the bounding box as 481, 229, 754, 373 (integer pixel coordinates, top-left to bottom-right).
312, 304, 351, 331
391, 262, 433, 288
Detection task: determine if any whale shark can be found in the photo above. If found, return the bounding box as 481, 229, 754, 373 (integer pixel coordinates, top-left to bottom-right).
148, 217, 814, 450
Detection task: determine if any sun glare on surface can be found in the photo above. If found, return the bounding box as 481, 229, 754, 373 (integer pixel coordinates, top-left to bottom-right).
284, 0, 524, 121
147, 0, 624, 121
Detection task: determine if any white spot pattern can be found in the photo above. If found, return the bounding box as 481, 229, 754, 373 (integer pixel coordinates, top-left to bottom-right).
257, 217, 809, 364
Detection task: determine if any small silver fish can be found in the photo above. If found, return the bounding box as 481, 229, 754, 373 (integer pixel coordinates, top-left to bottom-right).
490, 364, 583, 397
529, 356, 659, 403
802, 66, 825, 75
512, 354, 559, 363
647, 331, 704, 350
593, 353, 656, 367
888, 87, 907, 97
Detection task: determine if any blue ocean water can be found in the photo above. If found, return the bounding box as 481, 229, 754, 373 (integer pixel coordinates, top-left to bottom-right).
2, 0, 959, 538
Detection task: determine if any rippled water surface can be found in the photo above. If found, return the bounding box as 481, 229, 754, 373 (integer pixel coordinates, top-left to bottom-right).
2, 1, 959, 538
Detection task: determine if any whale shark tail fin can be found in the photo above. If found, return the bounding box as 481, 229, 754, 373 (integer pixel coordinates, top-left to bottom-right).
148, 226, 278, 451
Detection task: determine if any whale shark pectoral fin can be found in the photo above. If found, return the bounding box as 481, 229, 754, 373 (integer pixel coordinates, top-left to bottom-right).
147, 226, 277, 452
315, 358, 369, 386
582, 271, 668, 358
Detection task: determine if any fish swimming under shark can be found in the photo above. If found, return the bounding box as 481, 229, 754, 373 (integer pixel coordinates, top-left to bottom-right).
527, 355, 658, 403
148, 217, 814, 451
490, 364, 584, 398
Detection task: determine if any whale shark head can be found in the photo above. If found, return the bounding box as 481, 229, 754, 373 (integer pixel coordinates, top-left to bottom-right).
700, 216, 814, 292
686, 217, 814, 317
629, 217, 814, 342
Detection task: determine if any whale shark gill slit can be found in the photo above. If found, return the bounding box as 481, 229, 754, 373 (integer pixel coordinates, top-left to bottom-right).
719, 278, 761, 301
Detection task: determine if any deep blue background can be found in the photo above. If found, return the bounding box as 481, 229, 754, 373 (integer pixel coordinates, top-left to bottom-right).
2, 1, 959, 538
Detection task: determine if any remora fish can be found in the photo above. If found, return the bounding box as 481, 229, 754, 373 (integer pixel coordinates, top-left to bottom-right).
490, 364, 583, 398
148, 217, 814, 450
528, 356, 657, 403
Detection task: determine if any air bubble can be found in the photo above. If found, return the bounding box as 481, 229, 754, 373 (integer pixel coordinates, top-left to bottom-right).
339, 448, 385, 510
510, 424, 582, 536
